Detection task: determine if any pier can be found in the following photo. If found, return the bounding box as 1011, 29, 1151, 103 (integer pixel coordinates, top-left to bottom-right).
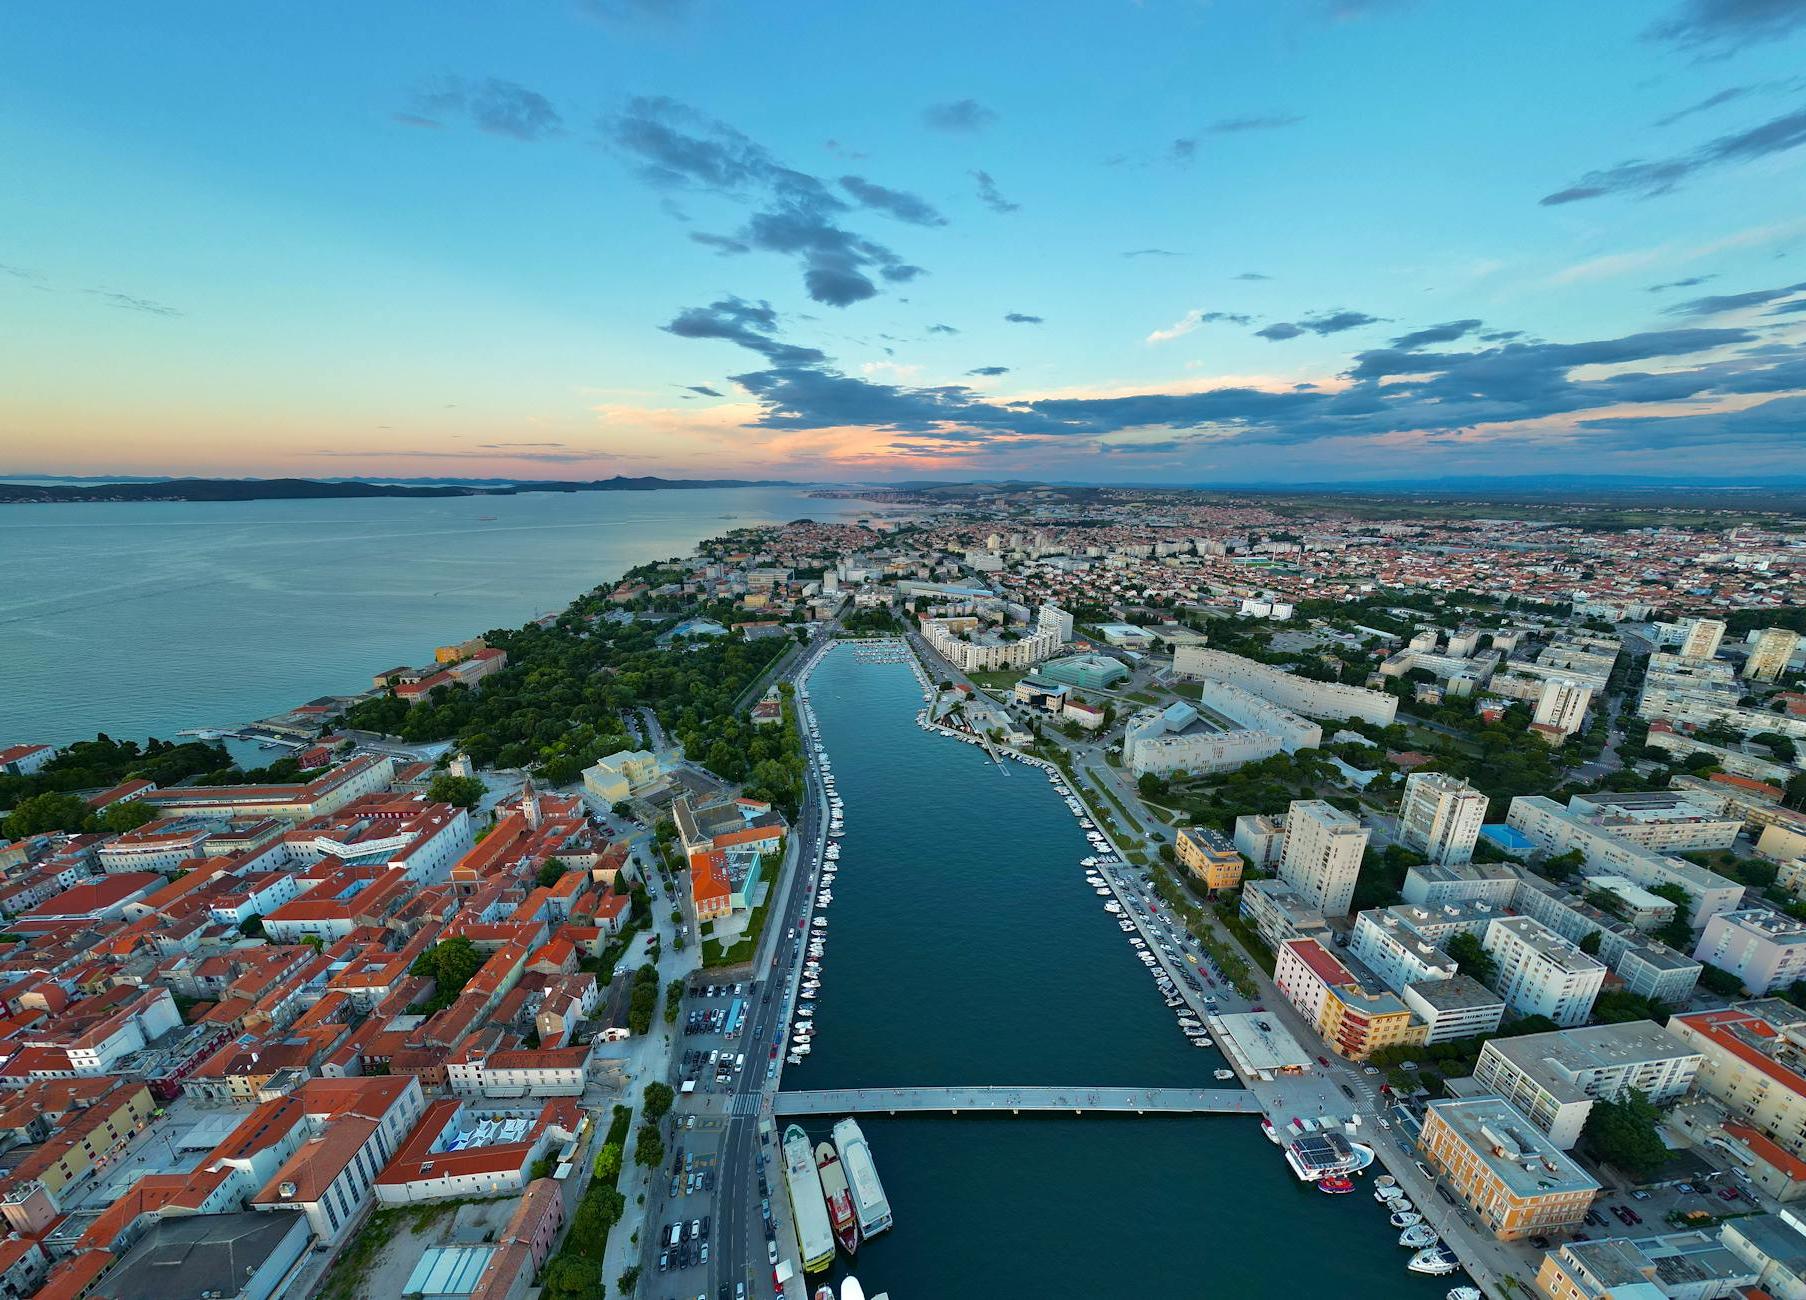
772, 1085, 1261, 1117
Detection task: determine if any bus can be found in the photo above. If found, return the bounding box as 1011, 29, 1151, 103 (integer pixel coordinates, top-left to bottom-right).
725, 997, 746, 1039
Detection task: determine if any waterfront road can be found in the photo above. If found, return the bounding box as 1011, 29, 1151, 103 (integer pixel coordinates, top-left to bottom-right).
772, 1085, 1261, 1116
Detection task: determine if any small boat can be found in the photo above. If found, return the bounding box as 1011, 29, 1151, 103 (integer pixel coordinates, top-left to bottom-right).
815, 1287, 836, 1300
1448, 1289, 1482, 1300
1390, 1211, 1423, 1228
1408, 1245, 1460, 1276
1398, 1224, 1439, 1249
841, 1281, 867, 1300
1376, 1186, 1404, 1204
1261, 1119, 1282, 1145
1214, 1069, 1236, 1081
1374, 1175, 1397, 1189
1317, 1176, 1355, 1194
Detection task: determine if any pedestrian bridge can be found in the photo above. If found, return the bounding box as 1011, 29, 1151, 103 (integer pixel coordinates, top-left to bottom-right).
771, 1086, 1261, 1117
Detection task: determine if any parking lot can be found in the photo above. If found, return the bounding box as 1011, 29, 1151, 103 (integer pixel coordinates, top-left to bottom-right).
680, 979, 757, 1096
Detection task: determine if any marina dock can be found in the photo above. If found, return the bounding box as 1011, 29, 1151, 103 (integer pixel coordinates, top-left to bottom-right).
773, 1085, 1261, 1117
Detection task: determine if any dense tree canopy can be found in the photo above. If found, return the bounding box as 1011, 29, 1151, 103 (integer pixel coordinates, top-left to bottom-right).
1582, 1092, 1671, 1181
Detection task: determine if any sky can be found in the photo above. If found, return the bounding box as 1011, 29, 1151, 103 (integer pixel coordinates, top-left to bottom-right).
4, 0, 1806, 486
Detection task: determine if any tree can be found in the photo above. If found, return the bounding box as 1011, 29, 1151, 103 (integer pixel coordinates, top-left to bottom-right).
1581, 1091, 1671, 1181
411, 936, 485, 1007
633, 1123, 665, 1168
1, 791, 92, 838
99, 799, 158, 833
611, 801, 632, 818
1138, 772, 1169, 799
1541, 848, 1586, 882
1699, 963, 1745, 997
617, 1266, 641, 1296
1591, 988, 1668, 1024
536, 858, 568, 889
426, 774, 486, 809
642, 1081, 675, 1119
1578, 929, 1603, 956
1445, 932, 1497, 985
238, 915, 265, 938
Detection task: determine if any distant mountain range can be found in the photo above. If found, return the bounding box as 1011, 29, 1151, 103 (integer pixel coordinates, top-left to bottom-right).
0, 475, 805, 504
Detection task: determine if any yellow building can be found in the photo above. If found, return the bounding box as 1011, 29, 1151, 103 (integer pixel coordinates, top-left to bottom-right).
582, 750, 663, 804
436, 636, 489, 664
1274, 937, 1425, 1062
1418, 1097, 1598, 1240
1175, 826, 1245, 892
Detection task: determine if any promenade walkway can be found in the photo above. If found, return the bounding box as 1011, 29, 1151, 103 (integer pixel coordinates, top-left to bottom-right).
772, 1085, 1261, 1116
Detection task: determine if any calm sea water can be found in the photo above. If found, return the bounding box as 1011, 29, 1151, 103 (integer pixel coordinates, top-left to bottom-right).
0, 488, 880, 747
792, 650, 1452, 1298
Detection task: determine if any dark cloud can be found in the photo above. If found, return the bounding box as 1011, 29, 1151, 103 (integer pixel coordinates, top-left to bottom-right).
1391, 319, 1484, 350
1540, 105, 1806, 204
1170, 138, 1198, 162
967, 366, 1010, 376
405, 78, 562, 141
686, 385, 724, 397
1257, 310, 1381, 341
607, 97, 927, 306
824, 138, 867, 160
1234, 272, 1274, 281
1646, 0, 1806, 53
1123, 249, 1181, 258
690, 231, 751, 255
927, 323, 960, 334
922, 99, 997, 132
1663, 280, 1806, 316
1770, 297, 1806, 315
1208, 113, 1305, 133
971, 170, 1020, 214
839, 176, 946, 226
1655, 87, 1751, 128
1647, 274, 1718, 292
661, 297, 826, 365
1003, 312, 1044, 324
84, 289, 182, 318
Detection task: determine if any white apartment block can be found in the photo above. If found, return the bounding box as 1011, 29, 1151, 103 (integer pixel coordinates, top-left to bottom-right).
1745, 628, 1800, 683
1566, 791, 1742, 854
1233, 813, 1287, 871
1172, 646, 1398, 725
921, 604, 1067, 673
1402, 861, 1519, 909
1532, 678, 1594, 737
1191, 677, 1323, 753
1122, 704, 1283, 777
1472, 1022, 1702, 1150
1399, 771, 1489, 865
1681, 617, 1727, 663
1238, 877, 1332, 951
1505, 795, 1744, 926
1482, 916, 1607, 1028
1695, 909, 1806, 995
1278, 799, 1371, 918
1350, 908, 1458, 992
1402, 975, 1505, 1044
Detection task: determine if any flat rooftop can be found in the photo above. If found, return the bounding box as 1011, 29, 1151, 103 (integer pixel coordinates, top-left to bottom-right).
1425, 1097, 1599, 1199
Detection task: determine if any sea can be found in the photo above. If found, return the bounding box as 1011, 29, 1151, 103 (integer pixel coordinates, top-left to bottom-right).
789, 647, 1456, 1298
0, 487, 889, 749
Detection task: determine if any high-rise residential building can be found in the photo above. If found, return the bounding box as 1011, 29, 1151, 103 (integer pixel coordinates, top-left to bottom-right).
1481, 916, 1607, 1028
1680, 617, 1727, 664
1746, 628, 1801, 683
1398, 771, 1489, 865
1278, 799, 1370, 917
1693, 908, 1806, 995
1532, 677, 1594, 737
1471, 1022, 1701, 1150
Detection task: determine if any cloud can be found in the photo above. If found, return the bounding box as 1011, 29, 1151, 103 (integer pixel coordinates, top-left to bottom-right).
661, 297, 827, 365
927, 323, 960, 334
686, 385, 724, 397
1647, 274, 1718, 292
1003, 312, 1044, 324
838, 175, 946, 226
971, 170, 1020, 214
607, 97, 928, 306
1655, 86, 1752, 128
1234, 272, 1274, 281
1170, 138, 1198, 162
967, 366, 1010, 376
690, 231, 751, 255
1256, 309, 1381, 341
1147, 309, 1254, 344
1663, 279, 1806, 316
1208, 113, 1305, 133
1646, 0, 1806, 53
1771, 297, 1806, 315
922, 99, 997, 132
1540, 105, 1806, 204
1390, 319, 1483, 350
403, 77, 562, 141
1123, 248, 1181, 258
84, 289, 182, 318
479, 441, 570, 449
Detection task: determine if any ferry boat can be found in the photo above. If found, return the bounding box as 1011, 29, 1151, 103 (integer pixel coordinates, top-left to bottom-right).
782, 1125, 835, 1274
1398, 1224, 1439, 1249
833, 1117, 892, 1239
815, 1142, 861, 1255
1284, 1133, 1375, 1182
1408, 1245, 1461, 1276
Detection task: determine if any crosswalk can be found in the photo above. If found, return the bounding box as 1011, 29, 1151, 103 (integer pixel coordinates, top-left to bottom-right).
729, 1091, 764, 1117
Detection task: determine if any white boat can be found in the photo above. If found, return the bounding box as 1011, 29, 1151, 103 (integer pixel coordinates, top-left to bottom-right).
1408, 1245, 1460, 1276
1390, 1211, 1422, 1228
841, 1278, 866, 1300
1398, 1224, 1439, 1249
1214, 1069, 1236, 1081
1195, 1036, 1213, 1047
1448, 1289, 1482, 1300
1376, 1186, 1405, 1203
1374, 1175, 1397, 1189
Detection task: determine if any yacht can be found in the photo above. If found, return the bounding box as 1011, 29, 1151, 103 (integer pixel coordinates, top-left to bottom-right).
1407, 1245, 1460, 1276
1260, 1119, 1282, 1145
1398, 1224, 1438, 1249
1389, 1211, 1422, 1228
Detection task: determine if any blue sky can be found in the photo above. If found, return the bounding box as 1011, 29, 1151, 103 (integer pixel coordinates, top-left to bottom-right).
3, 0, 1805, 483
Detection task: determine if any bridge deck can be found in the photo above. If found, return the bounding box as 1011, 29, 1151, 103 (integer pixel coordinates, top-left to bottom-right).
771, 1086, 1260, 1117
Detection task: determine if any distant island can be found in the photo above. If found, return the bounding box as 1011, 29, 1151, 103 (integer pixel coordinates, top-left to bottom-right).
0, 475, 804, 504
